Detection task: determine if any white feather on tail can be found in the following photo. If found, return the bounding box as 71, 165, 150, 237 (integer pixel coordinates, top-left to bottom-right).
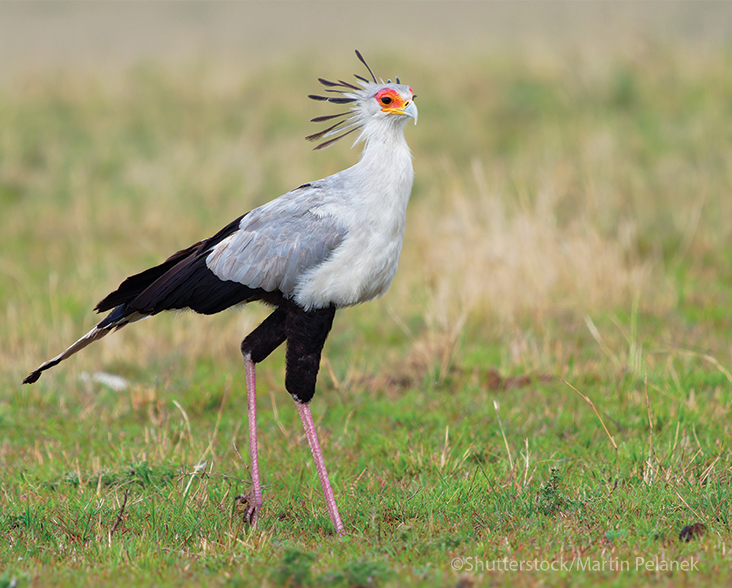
23, 311, 147, 384
23, 326, 111, 384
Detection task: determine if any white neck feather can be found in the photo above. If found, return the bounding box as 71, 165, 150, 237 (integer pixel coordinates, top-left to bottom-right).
294, 116, 415, 309
352, 117, 414, 207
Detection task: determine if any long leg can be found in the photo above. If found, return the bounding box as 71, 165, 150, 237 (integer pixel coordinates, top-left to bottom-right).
240, 307, 287, 524
296, 401, 344, 534
242, 356, 261, 523
285, 305, 344, 533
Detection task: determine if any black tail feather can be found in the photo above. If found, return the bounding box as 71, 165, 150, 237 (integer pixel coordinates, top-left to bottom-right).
23, 212, 272, 385
95, 214, 248, 316
95, 242, 201, 312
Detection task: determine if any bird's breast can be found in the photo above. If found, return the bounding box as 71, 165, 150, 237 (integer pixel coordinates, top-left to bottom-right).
294, 171, 412, 309
294, 221, 405, 309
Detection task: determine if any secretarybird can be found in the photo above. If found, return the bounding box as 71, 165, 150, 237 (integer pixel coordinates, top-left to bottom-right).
23, 51, 417, 534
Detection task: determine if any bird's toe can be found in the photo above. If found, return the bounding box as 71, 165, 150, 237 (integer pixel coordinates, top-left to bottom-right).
234, 493, 261, 527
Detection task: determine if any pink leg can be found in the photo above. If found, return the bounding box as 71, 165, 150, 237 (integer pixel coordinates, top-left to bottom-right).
295, 401, 345, 534
244, 355, 263, 524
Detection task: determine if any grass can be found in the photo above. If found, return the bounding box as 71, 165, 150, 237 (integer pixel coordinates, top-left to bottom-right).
2, 42, 732, 587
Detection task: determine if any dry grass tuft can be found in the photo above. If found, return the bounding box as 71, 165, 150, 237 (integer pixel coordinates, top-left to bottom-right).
405, 159, 660, 332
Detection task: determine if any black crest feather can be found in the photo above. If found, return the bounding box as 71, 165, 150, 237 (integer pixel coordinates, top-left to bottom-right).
306, 120, 347, 142
355, 49, 377, 83
308, 95, 356, 104
310, 112, 351, 123
307, 50, 387, 150
313, 127, 359, 151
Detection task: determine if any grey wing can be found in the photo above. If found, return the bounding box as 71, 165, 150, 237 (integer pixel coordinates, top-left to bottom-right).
205, 190, 347, 295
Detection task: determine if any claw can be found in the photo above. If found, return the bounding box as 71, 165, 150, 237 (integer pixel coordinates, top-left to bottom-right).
234, 493, 261, 526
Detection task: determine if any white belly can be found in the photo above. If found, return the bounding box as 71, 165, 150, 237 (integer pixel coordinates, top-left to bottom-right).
294, 216, 406, 309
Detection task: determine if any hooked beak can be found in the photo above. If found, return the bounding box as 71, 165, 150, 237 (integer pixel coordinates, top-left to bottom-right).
402, 100, 418, 125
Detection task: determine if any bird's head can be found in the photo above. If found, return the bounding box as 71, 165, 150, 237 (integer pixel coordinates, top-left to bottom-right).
307, 51, 417, 150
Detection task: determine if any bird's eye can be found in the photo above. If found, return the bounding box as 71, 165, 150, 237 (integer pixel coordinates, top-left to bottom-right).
380, 96, 393, 105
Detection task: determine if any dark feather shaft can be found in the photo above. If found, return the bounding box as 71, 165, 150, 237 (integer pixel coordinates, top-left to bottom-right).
313, 127, 358, 151
310, 112, 350, 123
308, 95, 356, 104
338, 79, 360, 90
306, 120, 346, 142
318, 78, 360, 91
355, 50, 377, 83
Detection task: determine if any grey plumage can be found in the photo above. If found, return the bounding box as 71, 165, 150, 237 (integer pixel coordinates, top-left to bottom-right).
206, 183, 347, 298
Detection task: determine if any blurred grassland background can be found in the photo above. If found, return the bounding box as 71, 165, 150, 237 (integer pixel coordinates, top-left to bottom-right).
2, 1, 732, 382
1, 2, 732, 587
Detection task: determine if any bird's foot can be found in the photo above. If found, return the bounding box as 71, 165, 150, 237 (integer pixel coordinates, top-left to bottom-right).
234, 493, 261, 527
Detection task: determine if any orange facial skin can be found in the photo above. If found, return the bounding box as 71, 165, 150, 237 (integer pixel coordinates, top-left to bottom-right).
375, 88, 415, 116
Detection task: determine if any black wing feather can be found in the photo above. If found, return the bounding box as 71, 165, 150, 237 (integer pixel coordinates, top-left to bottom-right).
95, 213, 277, 321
